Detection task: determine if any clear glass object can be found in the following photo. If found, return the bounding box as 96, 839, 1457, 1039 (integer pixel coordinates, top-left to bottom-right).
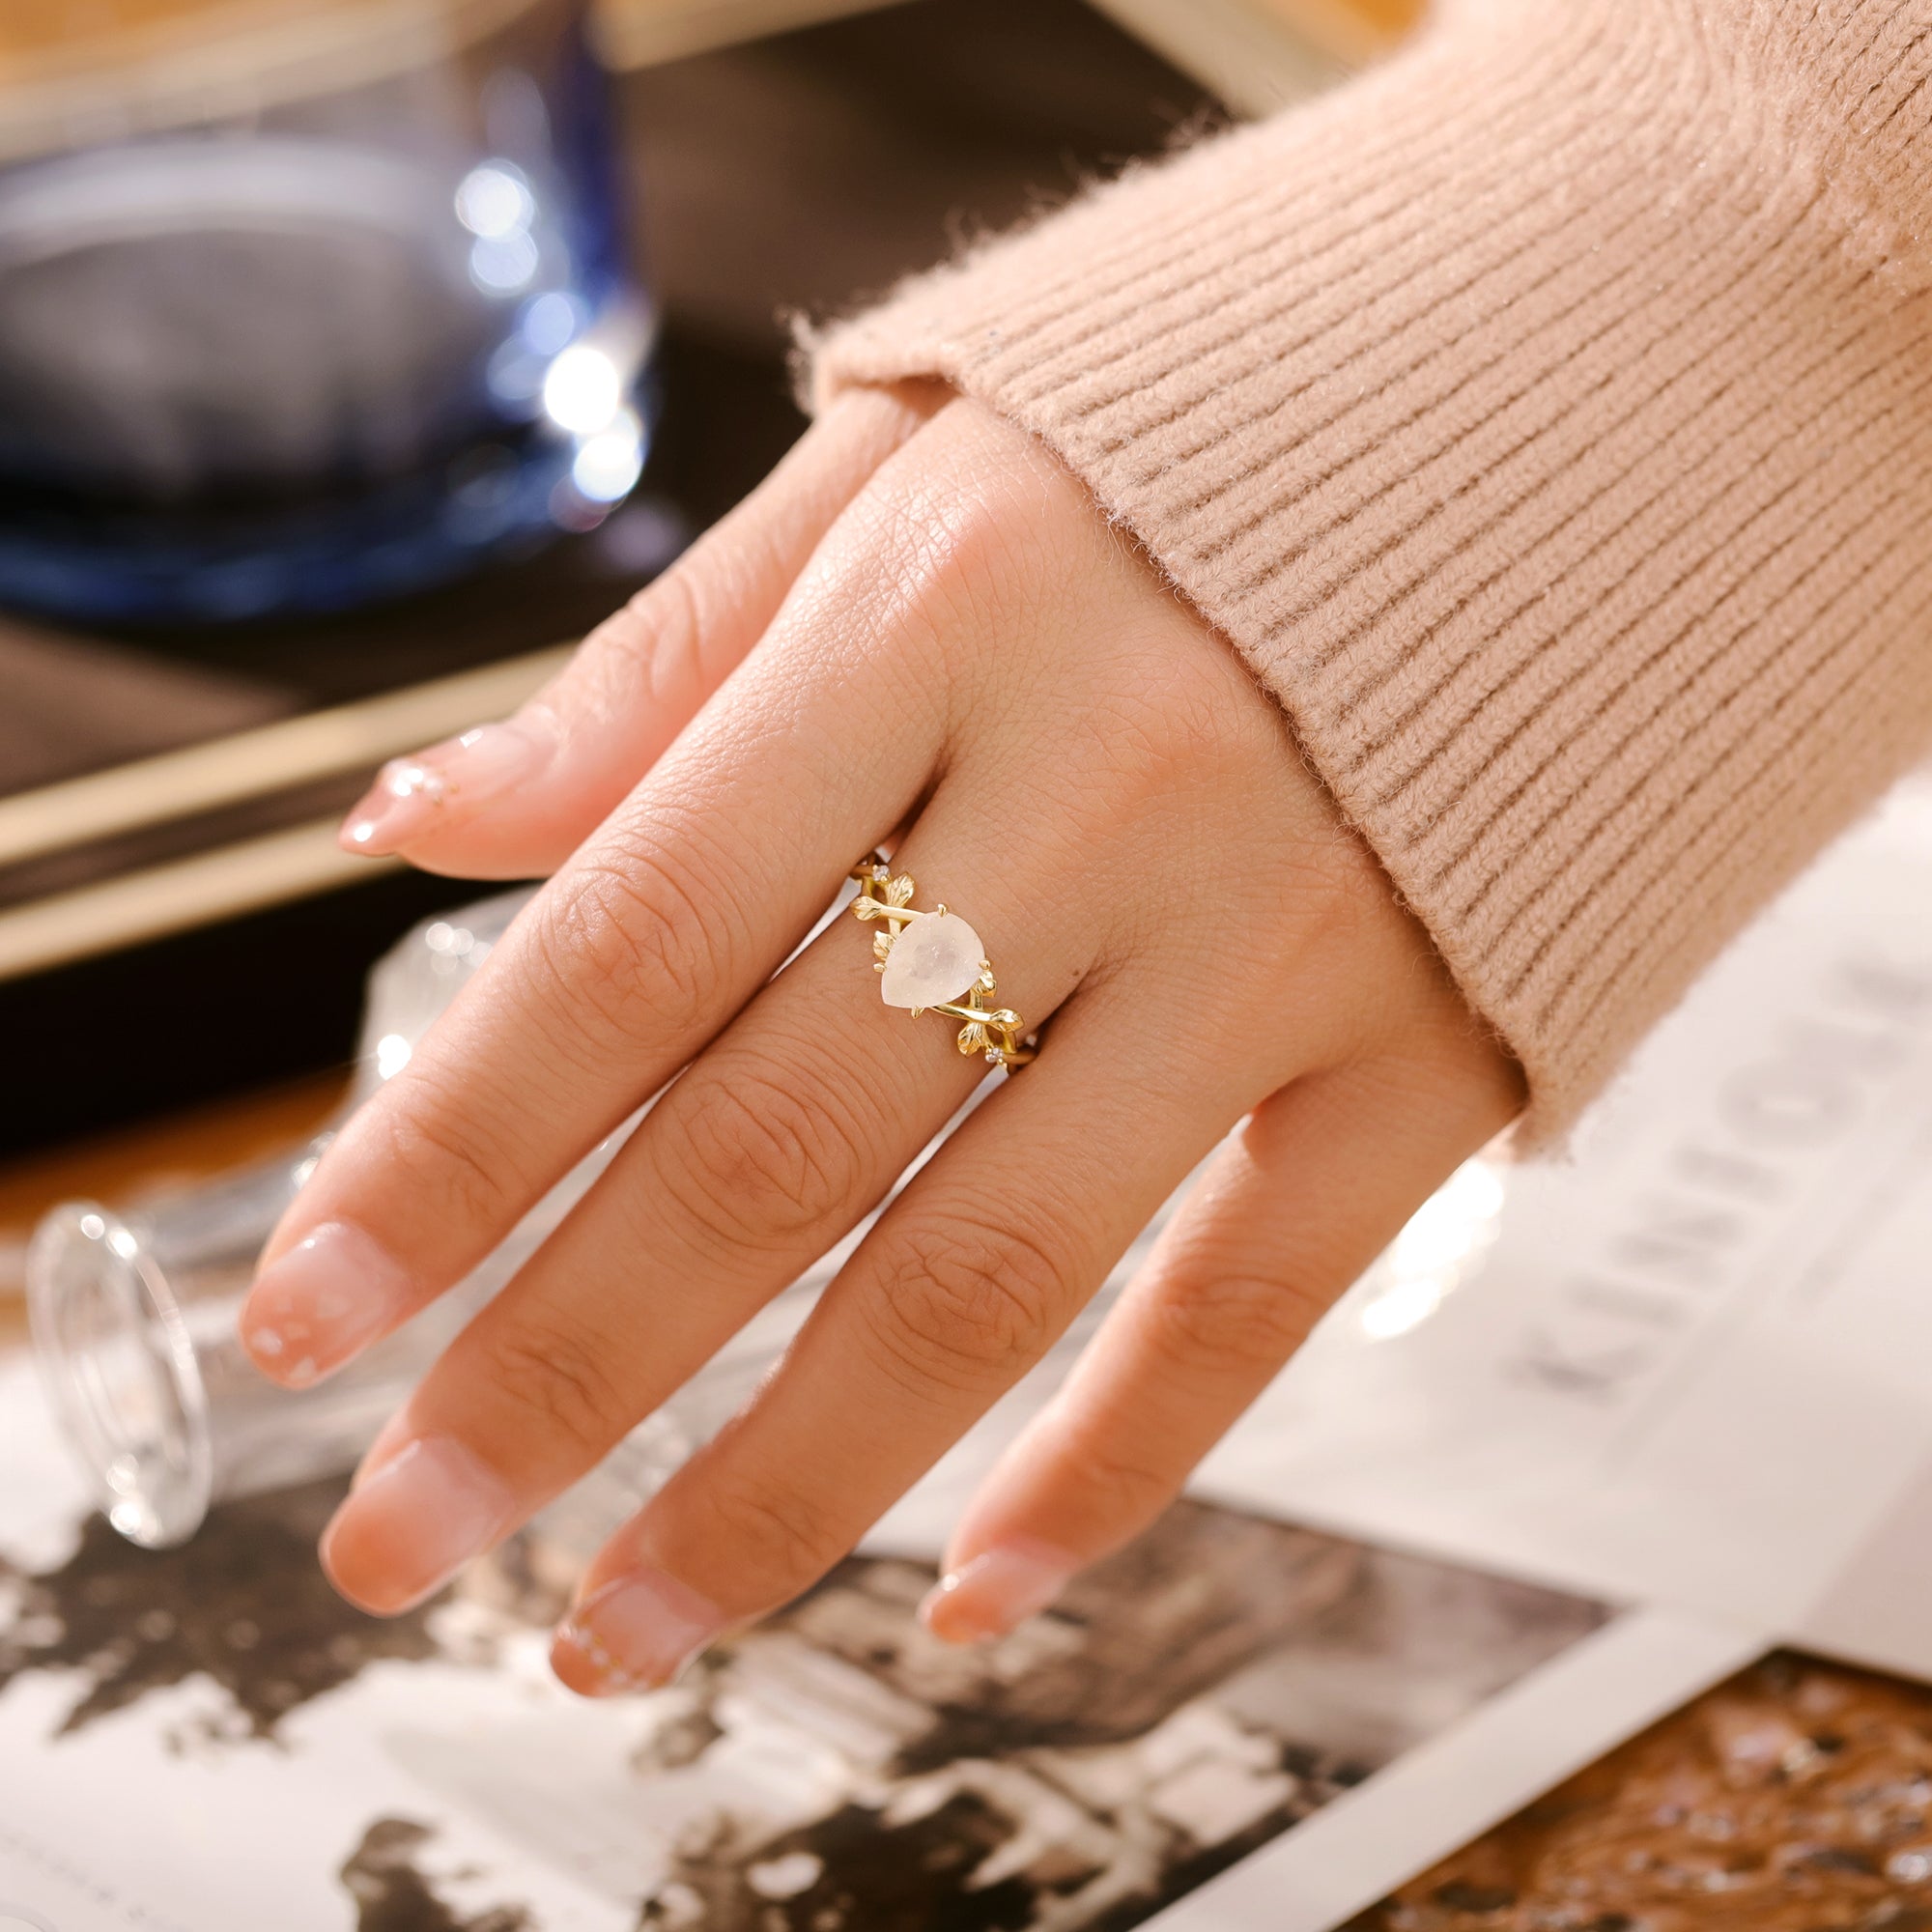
25, 888, 609, 1547
0, 0, 653, 621
25, 882, 929, 1551
30, 888, 846, 1551
26, 875, 1513, 1555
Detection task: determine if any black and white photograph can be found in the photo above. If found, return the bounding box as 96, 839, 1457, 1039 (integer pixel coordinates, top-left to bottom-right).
0, 1416, 1611, 1931
10, 0, 1932, 1922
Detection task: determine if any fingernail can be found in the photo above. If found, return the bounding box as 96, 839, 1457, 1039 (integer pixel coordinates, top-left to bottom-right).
920, 1542, 1076, 1644
241, 1221, 412, 1387
320, 1435, 513, 1614
340, 713, 553, 856
551, 1568, 726, 1696
352, 1407, 417, 1492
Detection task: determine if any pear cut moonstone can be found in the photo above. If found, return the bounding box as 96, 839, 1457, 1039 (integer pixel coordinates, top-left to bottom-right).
879, 911, 985, 1009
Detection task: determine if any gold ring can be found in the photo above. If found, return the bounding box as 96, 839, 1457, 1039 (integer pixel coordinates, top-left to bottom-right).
849, 852, 1037, 1068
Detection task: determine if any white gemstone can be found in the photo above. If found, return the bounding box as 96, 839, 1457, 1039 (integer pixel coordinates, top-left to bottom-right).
879, 911, 985, 1009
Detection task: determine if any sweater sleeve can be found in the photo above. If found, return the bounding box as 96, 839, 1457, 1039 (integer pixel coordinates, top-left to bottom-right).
809, 0, 1932, 1142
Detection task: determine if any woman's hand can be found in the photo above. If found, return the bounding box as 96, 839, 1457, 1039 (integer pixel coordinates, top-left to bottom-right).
241, 390, 1520, 1692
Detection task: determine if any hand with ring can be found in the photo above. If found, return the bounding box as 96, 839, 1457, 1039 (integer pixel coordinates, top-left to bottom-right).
239, 388, 1522, 1693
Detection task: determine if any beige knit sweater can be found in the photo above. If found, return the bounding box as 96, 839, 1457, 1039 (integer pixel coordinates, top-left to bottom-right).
812, 0, 1932, 1141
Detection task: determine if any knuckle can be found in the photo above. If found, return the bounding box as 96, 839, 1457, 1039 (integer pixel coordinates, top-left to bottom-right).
470, 1313, 637, 1462
1107, 669, 1245, 784
534, 838, 730, 1051
625, 564, 713, 709
370, 1094, 518, 1232
920, 484, 1027, 599
1291, 838, 1399, 968
578, 564, 707, 716
835, 472, 1031, 678
1036, 658, 1286, 881
1057, 1426, 1179, 1524
1146, 1266, 1325, 1379
865, 1212, 1068, 1393
662, 1065, 867, 1250
683, 1467, 845, 1598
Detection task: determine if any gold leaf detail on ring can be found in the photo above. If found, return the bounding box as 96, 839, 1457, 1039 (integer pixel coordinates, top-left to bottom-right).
845, 851, 1037, 1070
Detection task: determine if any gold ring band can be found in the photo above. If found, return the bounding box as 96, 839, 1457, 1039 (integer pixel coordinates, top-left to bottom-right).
849, 852, 1037, 1068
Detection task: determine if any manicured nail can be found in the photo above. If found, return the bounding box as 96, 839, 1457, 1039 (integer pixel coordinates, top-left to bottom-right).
241, 1221, 412, 1387
352, 1407, 417, 1492
551, 1568, 726, 1696
340, 713, 553, 855
320, 1435, 513, 1614
920, 1542, 1076, 1644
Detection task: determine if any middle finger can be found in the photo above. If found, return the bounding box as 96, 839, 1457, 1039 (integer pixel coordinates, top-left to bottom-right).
242, 478, 954, 1389
549, 973, 1256, 1694
317, 805, 1103, 1613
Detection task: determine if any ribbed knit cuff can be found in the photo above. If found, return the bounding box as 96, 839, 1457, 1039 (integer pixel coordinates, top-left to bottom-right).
810, 1, 1932, 1141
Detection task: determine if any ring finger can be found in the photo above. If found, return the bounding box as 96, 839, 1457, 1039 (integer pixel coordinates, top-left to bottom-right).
545, 971, 1265, 1694
317, 807, 1107, 1614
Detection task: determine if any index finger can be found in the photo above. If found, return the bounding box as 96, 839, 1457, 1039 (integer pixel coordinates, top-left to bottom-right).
241, 514, 947, 1386
367, 384, 939, 881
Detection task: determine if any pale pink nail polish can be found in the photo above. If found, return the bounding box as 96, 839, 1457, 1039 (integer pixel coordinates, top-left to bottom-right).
340, 714, 553, 855
551, 1568, 726, 1696
241, 1221, 412, 1387
353, 1408, 417, 1492
920, 1543, 1076, 1644
320, 1435, 513, 1614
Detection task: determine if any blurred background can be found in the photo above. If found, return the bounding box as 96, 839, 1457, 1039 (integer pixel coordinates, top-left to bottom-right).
20, 20, 1932, 1932
0, 0, 1414, 1294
